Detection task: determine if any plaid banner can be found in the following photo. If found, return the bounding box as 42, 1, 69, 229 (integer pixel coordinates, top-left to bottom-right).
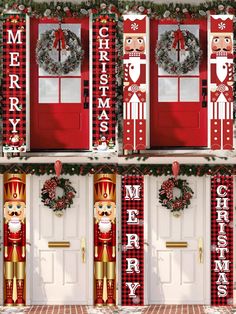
122, 175, 144, 306
2, 15, 26, 153
211, 175, 233, 305
92, 14, 116, 152
209, 15, 234, 150
123, 15, 147, 151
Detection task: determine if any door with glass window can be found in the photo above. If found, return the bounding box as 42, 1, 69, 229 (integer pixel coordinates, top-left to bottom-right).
30, 17, 89, 150
150, 19, 207, 147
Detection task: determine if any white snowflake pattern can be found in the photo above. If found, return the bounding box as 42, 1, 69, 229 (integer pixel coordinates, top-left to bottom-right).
218, 22, 226, 30
131, 22, 139, 31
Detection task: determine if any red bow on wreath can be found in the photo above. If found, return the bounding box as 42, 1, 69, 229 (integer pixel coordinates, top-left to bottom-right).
53, 29, 66, 49
172, 29, 185, 50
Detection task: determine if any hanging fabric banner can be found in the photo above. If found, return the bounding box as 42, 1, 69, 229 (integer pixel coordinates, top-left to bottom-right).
2, 15, 27, 153
209, 15, 234, 150
122, 175, 144, 305
92, 14, 116, 152
211, 175, 233, 305
123, 15, 148, 151
3, 173, 26, 306
94, 174, 116, 306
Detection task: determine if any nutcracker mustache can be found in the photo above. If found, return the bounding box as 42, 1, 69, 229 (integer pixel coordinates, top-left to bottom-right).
8, 218, 21, 233
98, 217, 112, 233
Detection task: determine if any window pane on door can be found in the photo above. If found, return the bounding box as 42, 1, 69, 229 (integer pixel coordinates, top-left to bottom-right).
61, 78, 81, 103
39, 78, 59, 103
158, 78, 178, 102
180, 78, 199, 102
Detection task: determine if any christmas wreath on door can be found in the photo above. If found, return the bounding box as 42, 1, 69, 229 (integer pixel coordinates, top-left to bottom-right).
36, 28, 84, 75
159, 177, 194, 216
41, 176, 76, 216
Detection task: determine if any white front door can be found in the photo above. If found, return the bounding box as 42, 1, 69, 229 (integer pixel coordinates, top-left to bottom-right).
148, 176, 210, 304
31, 175, 91, 304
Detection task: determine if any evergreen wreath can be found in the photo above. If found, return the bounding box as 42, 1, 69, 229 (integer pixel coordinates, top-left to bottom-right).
36, 28, 84, 75
159, 177, 194, 215
156, 29, 202, 75
41, 176, 76, 216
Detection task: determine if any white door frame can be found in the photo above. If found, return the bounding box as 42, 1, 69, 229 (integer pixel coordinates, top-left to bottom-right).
144, 175, 211, 305
26, 174, 94, 305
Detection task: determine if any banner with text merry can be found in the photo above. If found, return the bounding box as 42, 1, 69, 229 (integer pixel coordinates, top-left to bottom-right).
122, 175, 144, 306
2, 15, 26, 153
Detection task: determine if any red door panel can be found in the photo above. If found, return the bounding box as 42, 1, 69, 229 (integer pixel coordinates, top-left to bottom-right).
150, 19, 207, 148
30, 17, 89, 150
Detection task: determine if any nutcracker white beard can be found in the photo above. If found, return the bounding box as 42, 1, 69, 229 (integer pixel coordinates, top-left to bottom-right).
98, 217, 112, 233
8, 218, 21, 233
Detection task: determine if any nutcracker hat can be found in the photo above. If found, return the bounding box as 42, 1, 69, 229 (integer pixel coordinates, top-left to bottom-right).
210, 16, 233, 33
123, 15, 146, 33
94, 174, 116, 202
4, 173, 26, 202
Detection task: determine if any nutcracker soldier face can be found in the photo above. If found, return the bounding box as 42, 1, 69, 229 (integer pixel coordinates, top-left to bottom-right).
123, 17, 146, 55
124, 35, 146, 54
94, 174, 116, 227
210, 17, 233, 55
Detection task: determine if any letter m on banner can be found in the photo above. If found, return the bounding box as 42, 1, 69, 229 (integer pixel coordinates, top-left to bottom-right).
2, 15, 27, 153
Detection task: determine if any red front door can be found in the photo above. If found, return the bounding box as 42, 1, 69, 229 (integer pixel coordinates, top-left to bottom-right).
30, 17, 89, 150
150, 19, 207, 148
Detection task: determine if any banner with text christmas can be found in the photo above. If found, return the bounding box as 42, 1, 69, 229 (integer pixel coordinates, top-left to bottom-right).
92, 14, 116, 152
211, 175, 233, 305
122, 175, 144, 306
123, 15, 148, 151
2, 15, 26, 153
209, 15, 234, 150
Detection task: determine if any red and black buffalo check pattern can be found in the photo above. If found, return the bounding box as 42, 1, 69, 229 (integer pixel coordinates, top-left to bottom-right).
122, 175, 144, 306
211, 175, 233, 305
2, 15, 26, 152
92, 15, 116, 150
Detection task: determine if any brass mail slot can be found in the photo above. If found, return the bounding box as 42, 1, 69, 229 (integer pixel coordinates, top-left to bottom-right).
166, 242, 188, 248
48, 241, 70, 248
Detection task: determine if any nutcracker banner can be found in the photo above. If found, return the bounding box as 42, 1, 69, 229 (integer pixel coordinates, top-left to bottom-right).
94, 174, 116, 306
209, 15, 234, 150
122, 175, 144, 305
123, 15, 148, 151
2, 15, 27, 153
3, 173, 26, 306
211, 175, 233, 305
92, 15, 116, 152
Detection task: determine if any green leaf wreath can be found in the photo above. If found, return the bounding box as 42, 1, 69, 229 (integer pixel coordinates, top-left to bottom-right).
41, 176, 76, 216
156, 30, 202, 75
36, 29, 84, 75
159, 177, 194, 215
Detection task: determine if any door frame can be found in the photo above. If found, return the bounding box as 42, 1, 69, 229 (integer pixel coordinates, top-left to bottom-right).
26, 16, 92, 152
144, 176, 211, 305
26, 174, 94, 305
0, 175, 3, 305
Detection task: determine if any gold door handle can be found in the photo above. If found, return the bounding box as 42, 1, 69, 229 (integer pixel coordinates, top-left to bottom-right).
81, 237, 86, 263
198, 238, 203, 263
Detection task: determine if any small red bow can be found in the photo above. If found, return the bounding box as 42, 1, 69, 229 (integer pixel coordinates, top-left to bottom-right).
53, 29, 66, 49
172, 29, 185, 50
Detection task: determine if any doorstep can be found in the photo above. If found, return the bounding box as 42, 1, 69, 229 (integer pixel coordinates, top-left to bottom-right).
0, 305, 235, 314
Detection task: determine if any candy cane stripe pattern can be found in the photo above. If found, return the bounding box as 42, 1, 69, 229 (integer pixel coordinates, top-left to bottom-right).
123, 15, 147, 151
209, 15, 234, 150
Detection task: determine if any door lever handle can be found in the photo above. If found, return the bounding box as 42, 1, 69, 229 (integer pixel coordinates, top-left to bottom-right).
198, 238, 203, 263
81, 237, 86, 263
